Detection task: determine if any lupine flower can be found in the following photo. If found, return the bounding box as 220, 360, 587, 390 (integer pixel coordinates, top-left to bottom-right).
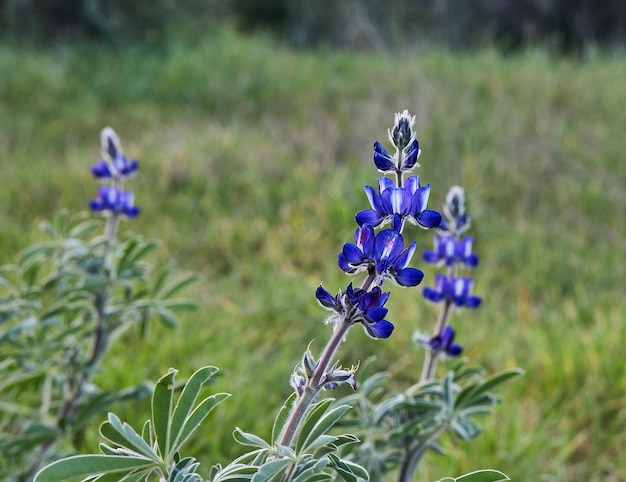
423, 234, 479, 267
428, 326, 463, 356
91, 157, 138, 179
338, 227, 424, 287
89, 186, 140, 217
373, 140, 421, 172
355, 175, 441, 231
316, 283, 394, 338
438, 185, 470, 235
422, 274, 481, 308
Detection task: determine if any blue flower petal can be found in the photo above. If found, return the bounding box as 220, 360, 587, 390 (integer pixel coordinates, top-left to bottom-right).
316, 285, 338, 309
342, 243, 365, 264
364, 306, 388, 323
423, 286, 443, 303
337, 253, 356, 273
417, 209, 442, 229
447, 343, 463, 356
367, 320, 394, 339
355, 210, 383, 227
394, 267, 424, 287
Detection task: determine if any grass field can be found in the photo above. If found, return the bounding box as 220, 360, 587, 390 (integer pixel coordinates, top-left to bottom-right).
1, 27, 625, 481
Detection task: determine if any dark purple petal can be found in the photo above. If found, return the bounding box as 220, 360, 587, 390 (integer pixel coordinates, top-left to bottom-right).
375, 229, 404, 263
364, 306, 388, 323
342, 243, 365, 264
363, 185, 380, 211
394, 267, 424, 287
464, 296, 482, 308
124, 206, 140, 217
393, 241, 417, 270
373, 141, 395, 171
404, 140, 420, 168
423, 286, 443, 303
366, 320, 394, 339
337, 253, 356, 273
422, 250, 440, 264
316, 285, 339, 309
356, 224, 376, 256
403, 175, 420, 194
416, 209, 442, 229
447, 343, 463, 356
355, 210, 383, 227
91, 160, 112, 178
391, 213, 403, 232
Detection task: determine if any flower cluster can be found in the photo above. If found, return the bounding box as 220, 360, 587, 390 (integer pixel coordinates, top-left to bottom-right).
89, 128, 140, 217
418, 186, 481, 366
328, 110, 440, 340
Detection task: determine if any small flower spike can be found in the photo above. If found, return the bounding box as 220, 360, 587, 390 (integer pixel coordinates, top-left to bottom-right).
422, 234, 479, 267
428, 326, 463, 356
423, 274, 481, 308
439, 185, 471, 235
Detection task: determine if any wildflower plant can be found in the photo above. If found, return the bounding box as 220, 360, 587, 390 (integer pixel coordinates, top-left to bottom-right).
0, 128, 197, 479
31, 113, 517, 482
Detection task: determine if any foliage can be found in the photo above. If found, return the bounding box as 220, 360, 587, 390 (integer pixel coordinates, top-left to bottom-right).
0, 145, 197, 479
0, 29, 624, 481
35, 366, 228, 482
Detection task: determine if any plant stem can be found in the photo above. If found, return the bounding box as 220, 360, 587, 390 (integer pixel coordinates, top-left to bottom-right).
419, 299, 452, 382
278, 273, 376, 447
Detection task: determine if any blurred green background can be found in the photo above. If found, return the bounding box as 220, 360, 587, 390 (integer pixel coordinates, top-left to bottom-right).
1, 1, 625, 481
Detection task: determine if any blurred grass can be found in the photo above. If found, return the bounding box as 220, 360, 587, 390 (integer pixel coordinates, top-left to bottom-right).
1, 27, 625, 481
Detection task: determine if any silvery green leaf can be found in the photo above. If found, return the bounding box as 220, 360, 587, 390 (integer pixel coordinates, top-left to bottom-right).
152, 368, 177, 458
34, 454, 156, 482
271, 392, 297, 445
453, 469, 510, 482
233, 428, 273, 450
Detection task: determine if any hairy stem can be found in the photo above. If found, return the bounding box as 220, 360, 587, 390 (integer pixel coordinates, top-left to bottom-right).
278, 273, 376, 447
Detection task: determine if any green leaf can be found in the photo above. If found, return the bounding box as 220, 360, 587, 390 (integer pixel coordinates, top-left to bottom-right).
152, 368, 177, 458
100, 413, 159, 460
34, 455, 157, 482
159, 273, 200, 299
251, 458, 292, 482
271, 392, 297, 445
300, 404, 351, 454
175, 392, 230, 452
455, 368, 523, 410
453, 469, 510, 482
170, 366, 219, 451
233, 428, 272, 450
295, 398, 334, 453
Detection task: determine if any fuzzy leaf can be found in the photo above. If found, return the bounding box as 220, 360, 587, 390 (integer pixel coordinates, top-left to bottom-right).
251, 458, 293, 482
233, 428, 273, 450
175, 392, 230, 452
34, 454, 156, 482
272, 392, 297, 445
295, 398, 334, 453
300, 404, 351, 454
454, 469, 510, 482
100, 413, 159, 460
152, 368, 177, 458
170, 366, 220, 450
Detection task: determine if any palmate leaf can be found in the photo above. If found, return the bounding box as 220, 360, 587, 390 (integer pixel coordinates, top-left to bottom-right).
33, 454, 157, 482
